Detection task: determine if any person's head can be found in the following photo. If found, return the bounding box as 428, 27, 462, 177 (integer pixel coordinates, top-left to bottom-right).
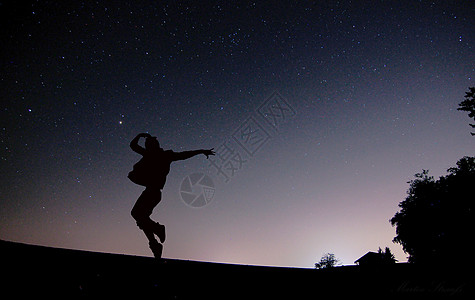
145, 136, 161, 150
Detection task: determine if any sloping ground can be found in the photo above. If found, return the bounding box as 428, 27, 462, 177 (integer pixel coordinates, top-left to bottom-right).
1, 240, 471, 298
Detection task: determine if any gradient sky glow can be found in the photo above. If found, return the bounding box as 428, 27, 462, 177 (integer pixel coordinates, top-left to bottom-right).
1, 1, 474, 267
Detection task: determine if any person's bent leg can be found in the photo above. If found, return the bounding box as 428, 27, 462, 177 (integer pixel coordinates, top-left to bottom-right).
131, 187, 164, 258
131, 187, 165, 242
131, 188, 159, 227
144, 229, 162, 259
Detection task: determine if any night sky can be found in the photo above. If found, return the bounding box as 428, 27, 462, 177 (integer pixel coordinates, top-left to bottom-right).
1, 1, 474, 267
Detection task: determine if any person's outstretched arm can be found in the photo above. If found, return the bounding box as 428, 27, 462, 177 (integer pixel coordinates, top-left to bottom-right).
173, 148, 215, 161
130, 133, 150, 155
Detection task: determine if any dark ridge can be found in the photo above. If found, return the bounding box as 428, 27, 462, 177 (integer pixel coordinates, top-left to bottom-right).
1, 240, 471, 298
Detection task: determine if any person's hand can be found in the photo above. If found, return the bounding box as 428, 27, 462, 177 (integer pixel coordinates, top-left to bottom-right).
138, 133, 152, 138
202, 148, 215, 159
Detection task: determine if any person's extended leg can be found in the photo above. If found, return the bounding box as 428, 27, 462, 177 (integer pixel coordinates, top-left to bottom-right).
144, 230, 162, 259
131, 187, 165, 240
131, 187, 165, 257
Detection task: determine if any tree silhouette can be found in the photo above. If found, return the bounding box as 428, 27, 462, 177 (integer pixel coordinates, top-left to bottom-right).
457, 87, 475, 135
377, 247, 397, 264
315, 253, 340, 269
390, 157, 474, 264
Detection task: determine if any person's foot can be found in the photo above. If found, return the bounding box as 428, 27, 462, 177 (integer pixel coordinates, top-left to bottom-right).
154, 222, 166, 243
149, 240, 163, 259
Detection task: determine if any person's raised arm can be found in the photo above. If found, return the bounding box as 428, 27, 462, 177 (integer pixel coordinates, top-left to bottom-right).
173, 148, 215, 161
130, 133, 151, 155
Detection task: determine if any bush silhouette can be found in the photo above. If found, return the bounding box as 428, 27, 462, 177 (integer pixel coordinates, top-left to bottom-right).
315, 253, 340, 269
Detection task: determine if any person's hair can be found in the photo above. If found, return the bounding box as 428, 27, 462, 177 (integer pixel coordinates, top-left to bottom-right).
145, 137, 159, 149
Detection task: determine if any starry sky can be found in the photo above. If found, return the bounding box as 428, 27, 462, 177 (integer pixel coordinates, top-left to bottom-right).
1, 1, 474, 267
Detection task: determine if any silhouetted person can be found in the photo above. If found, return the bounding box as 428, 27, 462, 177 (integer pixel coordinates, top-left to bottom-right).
128, 132, 215, 258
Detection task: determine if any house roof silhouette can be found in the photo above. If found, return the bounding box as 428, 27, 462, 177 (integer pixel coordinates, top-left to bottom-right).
354, 251, 382, 265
